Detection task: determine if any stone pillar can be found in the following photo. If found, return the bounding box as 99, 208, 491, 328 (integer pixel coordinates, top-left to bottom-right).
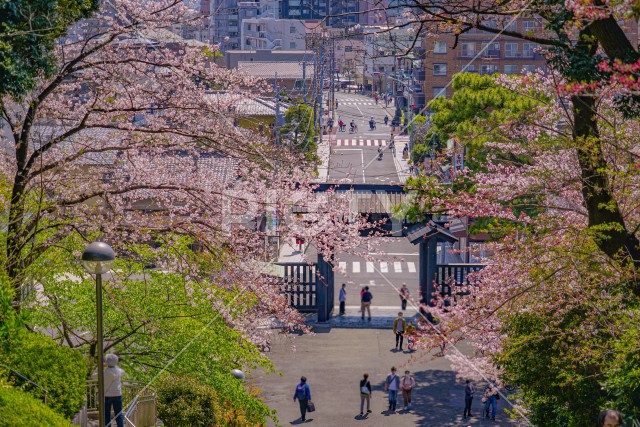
419, 236, 438, 306
316, 254, 334, 322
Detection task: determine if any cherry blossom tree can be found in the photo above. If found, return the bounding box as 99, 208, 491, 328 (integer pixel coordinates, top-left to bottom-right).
406, 71, 640, 424
0, 0, 369, 420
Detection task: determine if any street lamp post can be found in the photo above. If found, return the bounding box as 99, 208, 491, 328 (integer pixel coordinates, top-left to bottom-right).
81, 242, 116, 427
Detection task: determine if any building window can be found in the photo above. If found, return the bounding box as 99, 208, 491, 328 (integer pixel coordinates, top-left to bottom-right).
247, 24, 252, 30
504, 43, 518, 57
433, 87, 446, 98
481, 64, 498, 75
522, 65, 536, 73
434, 41, 447, 54
433, 63, 447, 76
461, 64, 475, 73
290, 42, 296, 49
290, 26, 296, 33
345, 46, 352, 52
481, 43, 500, 58
461, 43, 475, 57
504, 65, 518, 74
522, 20, 540, 32
504, 21, 517, 32
523, 43, 536, 58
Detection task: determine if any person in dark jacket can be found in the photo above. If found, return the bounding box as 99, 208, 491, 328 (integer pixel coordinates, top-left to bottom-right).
359, 373, 373, 416
293, 376, 312, 422
361, 286, 373, 321
464, 379, 476, 417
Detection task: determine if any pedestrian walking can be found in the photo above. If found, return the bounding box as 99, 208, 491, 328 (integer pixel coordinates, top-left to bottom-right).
293, 376, 312, 422
400, 370, 416, 411
359, 373, 373, 416
399, 284, 410, 310
104, 354, 125, 427
482, 383, 498, 421
393, 312, 406, 350
361, 286, 372, 321
599, 409, 623, 427
464, 380, 476, 417
339, 283, 347, 315
384, 367, 400, 412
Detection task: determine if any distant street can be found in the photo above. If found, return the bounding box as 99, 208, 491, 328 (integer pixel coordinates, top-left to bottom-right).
326, 91, 401, 184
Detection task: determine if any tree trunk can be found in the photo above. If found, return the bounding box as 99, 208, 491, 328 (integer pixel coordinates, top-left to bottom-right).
571, 94, 640, 294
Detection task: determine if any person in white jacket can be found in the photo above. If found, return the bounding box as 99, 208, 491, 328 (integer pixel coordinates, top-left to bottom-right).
104, 353, 125, 427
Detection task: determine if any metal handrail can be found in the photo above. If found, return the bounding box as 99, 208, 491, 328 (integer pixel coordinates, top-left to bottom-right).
0, 362, 49, 403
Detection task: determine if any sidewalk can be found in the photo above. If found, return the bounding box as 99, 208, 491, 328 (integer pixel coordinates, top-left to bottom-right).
253, 329, 519, 427
316, 128, 337, 182
392, 135, 412, 184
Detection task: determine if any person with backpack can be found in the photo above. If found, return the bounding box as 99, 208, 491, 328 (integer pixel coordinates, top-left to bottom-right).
384, 367, 400, 412
293, 376, 312, 422
393, 312, 406, 350
361, 286, 373, 321
359, 373, 372, 416
400, 370, 416, 411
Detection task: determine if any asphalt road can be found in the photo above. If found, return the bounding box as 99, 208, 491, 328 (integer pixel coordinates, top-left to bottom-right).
253, 329, 519, 427
334, 238, 420, 311
328, 92, 400, 184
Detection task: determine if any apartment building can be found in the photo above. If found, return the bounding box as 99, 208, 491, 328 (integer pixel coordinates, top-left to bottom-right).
423, 18, 639, 101
240, 18, 309, 50
212, 0, 261, 51
281, 0, 328, 19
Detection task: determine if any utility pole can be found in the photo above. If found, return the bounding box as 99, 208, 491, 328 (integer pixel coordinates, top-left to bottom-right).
274, 73, 282, 146
330, 37, 336, 120
302, 60, 307, 104
317, 41, 325, 145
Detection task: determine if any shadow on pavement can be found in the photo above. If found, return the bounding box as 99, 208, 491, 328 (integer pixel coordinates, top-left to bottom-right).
372, 370, 516, 426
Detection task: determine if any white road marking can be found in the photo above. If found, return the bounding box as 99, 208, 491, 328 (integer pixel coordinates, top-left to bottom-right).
339, 262, 347, 273
407, 262, 417, 273
380, 262, 388, 273
394, 262, 402, 273
366, 262, 374, 272
366, 139, 371, 146
353, 262, 360, 273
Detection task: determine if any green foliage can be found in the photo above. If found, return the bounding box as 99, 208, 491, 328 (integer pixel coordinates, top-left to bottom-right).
280, 103, 318, 163
156, 374, 270, 427
0, 379, 73, 427
22, 235, 276, 425
0, 0, 99, 98
0, 329, 86, 419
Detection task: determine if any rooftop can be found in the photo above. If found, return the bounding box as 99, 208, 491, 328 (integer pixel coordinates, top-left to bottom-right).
237, 62, 314, 79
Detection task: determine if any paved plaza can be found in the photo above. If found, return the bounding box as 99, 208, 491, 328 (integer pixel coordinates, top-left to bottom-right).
253, 329, 519, 427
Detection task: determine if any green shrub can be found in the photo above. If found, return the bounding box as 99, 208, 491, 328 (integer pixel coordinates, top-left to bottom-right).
0, 380, 73, 427
0, 330, 86, 418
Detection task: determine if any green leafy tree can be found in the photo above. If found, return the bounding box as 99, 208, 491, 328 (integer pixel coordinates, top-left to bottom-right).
0, 0, 98, 98
280, 103, 318, 163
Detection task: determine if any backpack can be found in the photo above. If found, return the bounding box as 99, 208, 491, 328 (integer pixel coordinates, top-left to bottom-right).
295, 384, 307, 399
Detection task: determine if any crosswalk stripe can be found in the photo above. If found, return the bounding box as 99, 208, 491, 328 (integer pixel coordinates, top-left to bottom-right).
337, 140, 342, 146
374, 139, 379, 146
353, 262, 360, 273
394, 262, 402, 273
366, 139, 372, 146
407, 262, 416, 273
366, 262, 374, 272
339, 262, 346, 273
358, 140, 364, 146
380, 262, 388, 273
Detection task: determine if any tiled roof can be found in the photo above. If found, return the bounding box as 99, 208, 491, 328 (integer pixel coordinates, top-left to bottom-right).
205, 93, 289, 116
237, 62, 314, 79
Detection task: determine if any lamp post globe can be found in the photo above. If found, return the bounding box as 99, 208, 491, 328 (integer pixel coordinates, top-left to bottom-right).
81, 241, 115, 427
81, 242, 115, 275
231, 369, 245, 381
